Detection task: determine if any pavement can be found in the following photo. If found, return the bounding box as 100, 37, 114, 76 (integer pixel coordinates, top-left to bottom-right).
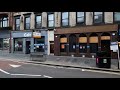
0, 50, 120, 73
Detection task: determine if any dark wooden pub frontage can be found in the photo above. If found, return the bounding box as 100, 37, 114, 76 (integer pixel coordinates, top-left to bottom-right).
54, 24, 118, 59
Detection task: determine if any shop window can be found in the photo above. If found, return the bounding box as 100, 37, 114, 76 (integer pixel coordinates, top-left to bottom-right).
34, 36, 45, 52
14, 38, 23, 51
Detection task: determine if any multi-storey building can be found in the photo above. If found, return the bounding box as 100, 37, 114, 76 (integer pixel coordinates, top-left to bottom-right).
0, 12, 13, 52
54, 12, 120, 59
11, 12, 120, 59
11, 12, 54, 55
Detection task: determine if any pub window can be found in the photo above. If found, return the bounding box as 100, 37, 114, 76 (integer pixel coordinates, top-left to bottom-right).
114, 12, 120, 22
15, 17, 20, 30
76, 12, 85, 25
89, 33, 98, 53
35, 15, 42, 29
24, 16, 30, 30
48, 12, 54, 28
60, 35, 67, 53
93, 12, 103, 24
79, 34, 87, 53
61, 12, 69, 26
0, 17, 8, 28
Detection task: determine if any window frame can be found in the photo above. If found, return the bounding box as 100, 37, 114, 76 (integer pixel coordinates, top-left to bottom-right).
76, 12, 85, 25
35, 14, 42, 29
61, 12, 69, 27
14, 16, 20, 30
24, 15, 31, 30
47, 12, 55, 28
0, 16, 8, 28
93, 12, 104, 24
113, 12, 120, 23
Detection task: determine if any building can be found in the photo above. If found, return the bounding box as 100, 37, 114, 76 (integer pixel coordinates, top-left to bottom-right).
11, 12, 54, 55
54, 12, 120, 59
0, 12, 13, 52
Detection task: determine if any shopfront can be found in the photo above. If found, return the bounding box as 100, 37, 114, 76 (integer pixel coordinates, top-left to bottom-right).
11, 30, 48, 54
0, 30, 10, 51
11, 31, 32, 54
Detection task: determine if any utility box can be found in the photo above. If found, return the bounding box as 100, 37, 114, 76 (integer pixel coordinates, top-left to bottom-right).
96, 51, 111, 68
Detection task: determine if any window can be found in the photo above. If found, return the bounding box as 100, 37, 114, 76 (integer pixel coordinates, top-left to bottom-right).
114, 12, 120, 22
61, 12, 69, 26
76, 12, 85, 24
93, 12, 103, 24
0, 17, 8, 28
24, 16, 30, 30
15, 17, 20, 30
34, 36, 45, 52
60, 35, 67, 53
14, 38, 23, 51
35, 15, 42, 29
48, 13, 54, 27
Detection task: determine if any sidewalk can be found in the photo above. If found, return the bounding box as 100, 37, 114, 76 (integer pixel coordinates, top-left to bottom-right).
0, 50, 120, 72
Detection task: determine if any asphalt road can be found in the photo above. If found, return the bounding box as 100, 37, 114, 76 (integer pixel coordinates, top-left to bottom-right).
0, 60, 120, 78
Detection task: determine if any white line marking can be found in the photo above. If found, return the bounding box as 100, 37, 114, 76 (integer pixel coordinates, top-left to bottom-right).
83, 69, 120, 75
82, 69, 85, 71
9, 64, 21, 68
11, 74, 42, 77
0, 69, 10, 75
43, 75, 53, 78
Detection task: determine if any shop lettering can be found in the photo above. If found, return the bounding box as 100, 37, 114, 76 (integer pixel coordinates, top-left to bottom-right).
24, 33, 32, 37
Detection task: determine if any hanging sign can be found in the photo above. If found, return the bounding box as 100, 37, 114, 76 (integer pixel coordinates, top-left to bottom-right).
33, 32, 41, 38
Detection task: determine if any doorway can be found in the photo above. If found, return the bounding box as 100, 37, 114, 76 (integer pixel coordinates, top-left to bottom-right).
50, 42, 54, 54
101, 40, 110, 52
26, 41, 30, 54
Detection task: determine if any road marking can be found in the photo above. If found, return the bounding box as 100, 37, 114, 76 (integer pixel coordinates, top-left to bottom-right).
11, 74, 42, 77
82, 69, 85, 71
43, 75, 53, 78
9, 64, 21, 68
0, 69, 10, 75
83, 69, 120, 75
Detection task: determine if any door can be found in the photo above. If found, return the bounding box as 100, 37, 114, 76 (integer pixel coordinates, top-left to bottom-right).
101, 40, 110, 52
26, 41, 30, 54
50, 43, 54, 54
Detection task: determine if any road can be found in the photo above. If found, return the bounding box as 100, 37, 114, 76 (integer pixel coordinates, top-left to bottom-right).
0, 60, 120, 78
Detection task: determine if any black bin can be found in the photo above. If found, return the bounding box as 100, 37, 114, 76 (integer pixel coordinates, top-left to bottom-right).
96, 51, 111, 68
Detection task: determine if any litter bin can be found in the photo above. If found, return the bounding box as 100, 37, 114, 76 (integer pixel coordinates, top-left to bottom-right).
96, 51, 111, 68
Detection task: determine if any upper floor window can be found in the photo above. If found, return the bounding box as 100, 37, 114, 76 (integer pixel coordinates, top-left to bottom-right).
76, 12, 85, 24
114, 12, 120, 22
35, 15, 42, 29
0, 17, 8, 28
15, 17, 20, 30
93, 12, 103, 24
24, 16, 30, 30
61, 12, 69, 26
48, 12, 54, 28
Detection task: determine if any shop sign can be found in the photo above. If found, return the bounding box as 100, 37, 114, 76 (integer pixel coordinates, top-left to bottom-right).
33, 32, 41, 38
12, 32, 32, 38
